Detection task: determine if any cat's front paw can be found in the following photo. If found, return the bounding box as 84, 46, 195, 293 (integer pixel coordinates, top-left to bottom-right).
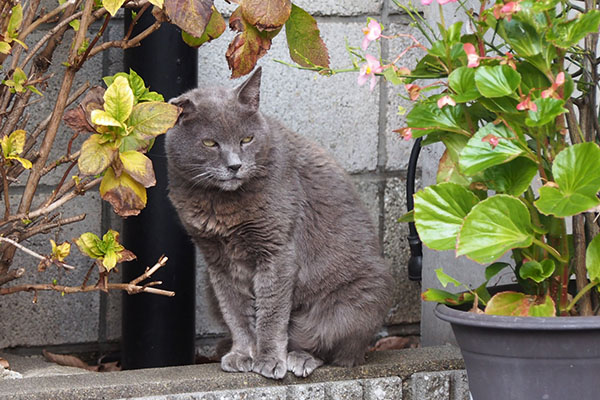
221, 351, 253, 373
287, 351, 323, 378
252, 355, 287, 380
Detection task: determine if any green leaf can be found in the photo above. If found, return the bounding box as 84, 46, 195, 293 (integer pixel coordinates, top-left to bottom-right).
181, 6, 226, 47
383, 67, 404, 85
422, 288, 474, 306
500, 18, 543, 58
483, 157, 538, 196
119, 151, 156, 188
78, 134, 117, 175
485, 262, 511, 281
102, 0, 126, 16
285, 4, 329, 68
586, 234, 600, 282
435, 268, 462, 288
128, 102, 181, 139
535, 143, 600, 217
448, 67, 480, 103
519, 259, 555, 283
414, 182, 479, 250
406, 102, 467, 137
100, 167, 147, 217
437, 149, 471, 186
103, 76, 134, 123
474, 65, 521, 98
459, 123, 526, 176
75, 232, 103, 259
0, 42, 11, 54
7, 4, 22, 38
1, 129, 26, 157
102, 249, 119, 271
547, 10, 600, 49
485, 292, 556, 316
525, 98, 566, 127
457, 195, 534, 263
397, 210, 414, 223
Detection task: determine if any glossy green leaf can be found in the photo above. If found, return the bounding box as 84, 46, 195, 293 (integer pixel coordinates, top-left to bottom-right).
459, 123, 525, 176
437, 150, 470, 186
75, 232, 103, 259
483, 157, 538, 196
457, 195, 534, 263
485, 262, 511, 281
435, 268, 462, 288
525, 98, 566, 127
406, 102, 467, 137
501, 18, 543, 58
535, 143, 600, 217
397, 210, 414, 223
422, 288, 474, 306
103, 76, 134, 123
547, 10, 600, 49
485, 292, 556, 316
448, 67, 480, 102
519, 259, 555, 283
586, 234, 600, 282
474, 65, 521, 98
414, 183, 479, 250
285, 4, 329, 68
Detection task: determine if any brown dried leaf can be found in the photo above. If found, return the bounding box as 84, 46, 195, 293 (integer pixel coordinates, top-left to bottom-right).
226, 7, 279, 78
100, 168, 147, 217
164, 0, 213, 38
118, 249, 137, 263
63, 86, 105, 133
241, 0, 291, 31
0, 357, 9, 369
42, 350, 99, 371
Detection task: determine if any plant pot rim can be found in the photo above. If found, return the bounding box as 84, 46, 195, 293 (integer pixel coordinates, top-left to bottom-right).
434, 303, 600, 330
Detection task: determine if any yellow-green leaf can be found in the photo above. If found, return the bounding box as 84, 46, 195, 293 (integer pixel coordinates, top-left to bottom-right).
91, 110, 123, 128
8, 156, 32, 169
103, 75, 134, 122
4, 129, 26, 156
78, 134, 117, 175
0, 42, 11, 54
50, 240, 71, 262
102, 249, 119, 271
7, 4, 23, 38
100, 167, 147, 217
75, 232, 103, 259
119, 151, 156, 188
102, 0, 126, 16
128, 102, 181, 139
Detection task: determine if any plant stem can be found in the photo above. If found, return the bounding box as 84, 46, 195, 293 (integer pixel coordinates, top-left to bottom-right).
567, 280, 600, 312
532, 237, 567, 264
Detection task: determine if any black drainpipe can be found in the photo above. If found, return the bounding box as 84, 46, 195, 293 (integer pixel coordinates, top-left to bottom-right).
406, 137, 423, 281
121, 10, 197, 369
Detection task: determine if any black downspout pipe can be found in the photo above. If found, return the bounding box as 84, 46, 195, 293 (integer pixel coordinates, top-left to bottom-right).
121, 11, 197, 369
406, 137, 423, 281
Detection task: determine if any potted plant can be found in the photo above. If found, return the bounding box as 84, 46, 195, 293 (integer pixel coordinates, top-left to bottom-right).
308, 0, 600, 398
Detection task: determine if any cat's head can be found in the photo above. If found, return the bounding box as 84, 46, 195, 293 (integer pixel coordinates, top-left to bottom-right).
166, 67, 270, 192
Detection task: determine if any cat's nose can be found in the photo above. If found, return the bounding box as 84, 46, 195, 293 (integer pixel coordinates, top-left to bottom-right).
228, 163, 242, 172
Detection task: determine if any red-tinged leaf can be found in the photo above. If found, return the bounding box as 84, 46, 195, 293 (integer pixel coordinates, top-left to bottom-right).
285, 4, 329, 68
226, 7, 280, 78
421, 288, 474, 306
181, 6, 226, 47
164, 0, 213, 38
484, 292, 556, 316
241, 0, 291, 31
118, 249, 136, 263
63, 86, 105, 133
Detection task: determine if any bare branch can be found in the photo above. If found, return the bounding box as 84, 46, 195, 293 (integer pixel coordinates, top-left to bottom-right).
0, 267, 24, 286
0, 236, 76, 270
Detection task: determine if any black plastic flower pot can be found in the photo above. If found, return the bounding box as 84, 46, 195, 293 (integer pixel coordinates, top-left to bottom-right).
435, 303, 600, 400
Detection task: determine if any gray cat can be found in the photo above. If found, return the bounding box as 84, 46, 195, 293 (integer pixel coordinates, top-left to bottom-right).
165, 67, 392, 380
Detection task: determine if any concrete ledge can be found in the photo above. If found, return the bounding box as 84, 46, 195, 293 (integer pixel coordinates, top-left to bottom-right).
0, 347, 466, 400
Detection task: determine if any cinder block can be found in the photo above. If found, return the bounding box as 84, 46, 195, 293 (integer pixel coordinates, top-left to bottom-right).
287, 383, 326, 400
450, 370, 471, 400
324, 380, 363, 400
383, 177, 421, 325
411, 371, 452, 400
294, 0, 383, 16
362, 377, 403, 400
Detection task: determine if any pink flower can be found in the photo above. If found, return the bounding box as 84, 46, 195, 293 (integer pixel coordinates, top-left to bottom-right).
437, 95, 456, 109
463, 43, 480, 68
395, 127, 413, 141
517, 93, 537, 112
500, 2, 521, 21
362, 19, 382, 51
358, 54, 383, 91
405, 83, 422, 101
541, 72, 565, 99
438, 0, 458, 4
421, 0, 434, 4
482, 134, 500, 148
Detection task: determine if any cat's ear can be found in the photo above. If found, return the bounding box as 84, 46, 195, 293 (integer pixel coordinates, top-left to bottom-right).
169, 95, 194, 124
235, 66, 262, 113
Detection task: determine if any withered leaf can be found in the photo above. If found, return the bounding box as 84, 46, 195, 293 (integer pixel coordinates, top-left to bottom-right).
42, 350, 99, 372
226, 7, 280, 78
181, 6, 226, 48
63, 86, 105, 133
241, 0, 291, 31
164, 0, 214, 38
100, 167, 147, 217
118, 249, 136, 263
0, 357, 9, 369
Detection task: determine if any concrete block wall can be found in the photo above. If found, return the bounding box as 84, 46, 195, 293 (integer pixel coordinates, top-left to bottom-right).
1, 0, 427, 351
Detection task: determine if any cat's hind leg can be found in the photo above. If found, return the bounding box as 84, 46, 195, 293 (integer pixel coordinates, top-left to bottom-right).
287, 350, 324, 378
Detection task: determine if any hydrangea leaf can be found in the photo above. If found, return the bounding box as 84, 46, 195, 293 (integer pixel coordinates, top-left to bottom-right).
128, 102, 181, 139
102, 0, 126, 17
119, 151, 156, 188
181, 6, 226, 47
164, 0, 213, 38
78, 134, 117, 176
457, 195, 534, 263
103, 76, 134, 123
100, 167, 147, 217
535, 142, 600, 217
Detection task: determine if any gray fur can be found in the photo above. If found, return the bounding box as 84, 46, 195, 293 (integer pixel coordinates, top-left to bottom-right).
165, 67, 393, 380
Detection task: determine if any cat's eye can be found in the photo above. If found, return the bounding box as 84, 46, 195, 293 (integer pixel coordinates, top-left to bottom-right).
202, 139, 218, 148
241, 136, 254, 145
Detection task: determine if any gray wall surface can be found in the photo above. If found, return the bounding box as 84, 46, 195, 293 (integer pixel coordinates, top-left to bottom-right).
0, 0, 435, 351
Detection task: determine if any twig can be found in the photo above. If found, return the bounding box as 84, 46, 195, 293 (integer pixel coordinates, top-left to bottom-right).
0, 236, 76, 270
0, 267, 24, 286
88, 20, 162, 58
130, 255, 168, 286
19, 213, 86, 241
20, 0, 78, 39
